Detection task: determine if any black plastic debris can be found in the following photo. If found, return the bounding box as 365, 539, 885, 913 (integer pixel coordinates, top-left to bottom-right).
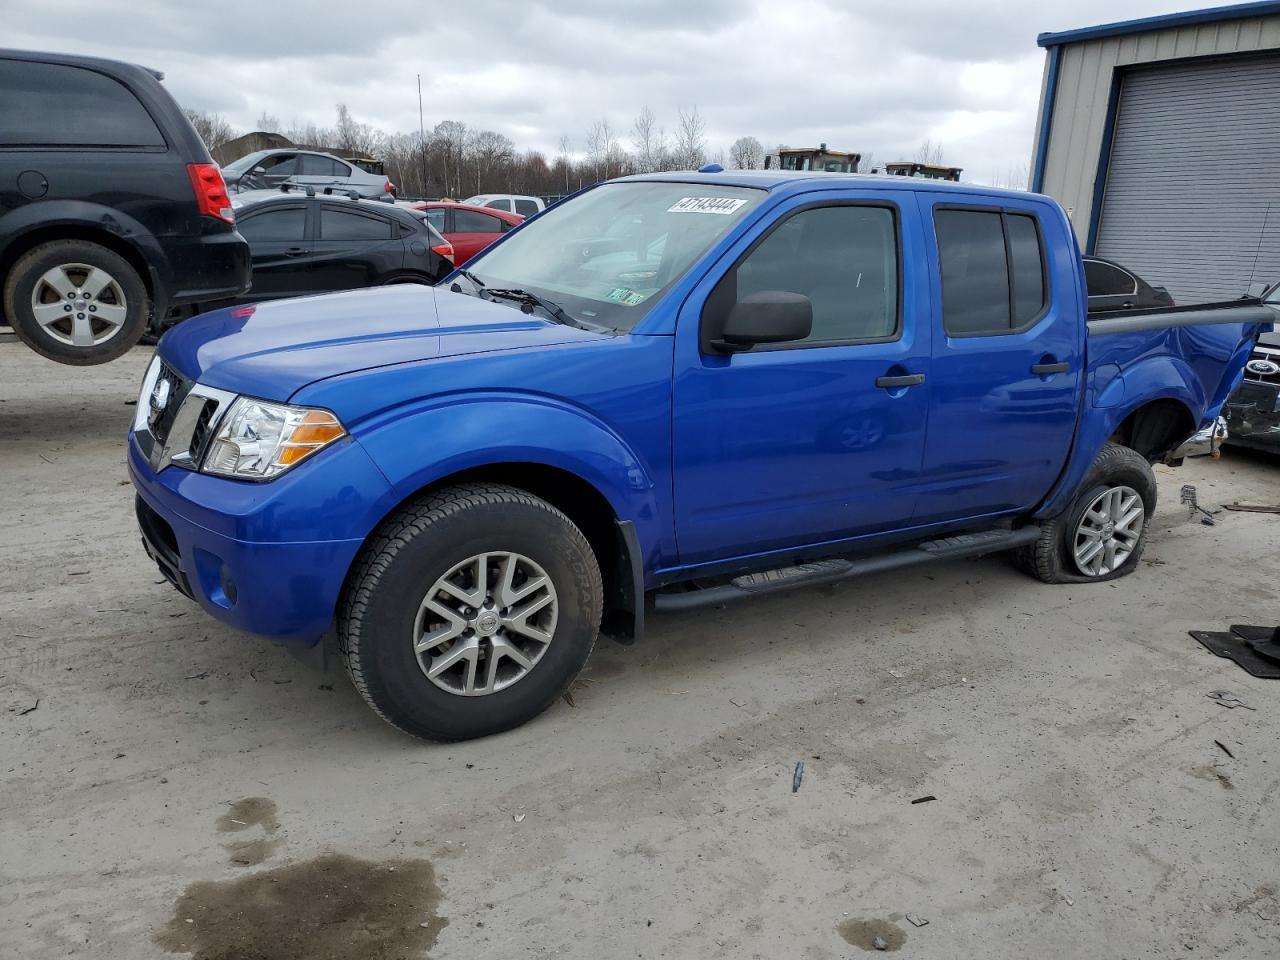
792, 761, 804, 793
910, 795, 937, 805
1192, 628, 1280, 679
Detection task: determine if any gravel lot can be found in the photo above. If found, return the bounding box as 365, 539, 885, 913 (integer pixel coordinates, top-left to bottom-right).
3, 334, 1280, 959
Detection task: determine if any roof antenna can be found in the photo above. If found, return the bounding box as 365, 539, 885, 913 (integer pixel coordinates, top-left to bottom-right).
1246, 201, 1272, 297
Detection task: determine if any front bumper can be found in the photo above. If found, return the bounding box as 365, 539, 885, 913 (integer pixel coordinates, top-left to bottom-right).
1224, 379, 1280, 451
128, 433, 394, 646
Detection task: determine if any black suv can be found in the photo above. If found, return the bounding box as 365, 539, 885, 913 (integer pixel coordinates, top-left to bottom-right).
223, 191, 454, 305
0, 50, 250, 365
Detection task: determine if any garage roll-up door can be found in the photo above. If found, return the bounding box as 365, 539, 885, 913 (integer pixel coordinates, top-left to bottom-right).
1095, 54, 1280, 304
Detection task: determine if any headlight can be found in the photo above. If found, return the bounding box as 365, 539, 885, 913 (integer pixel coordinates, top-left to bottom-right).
201, 397, 346, 480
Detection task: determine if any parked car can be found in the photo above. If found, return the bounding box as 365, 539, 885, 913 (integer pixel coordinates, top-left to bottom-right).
1083, 255, 1174, 311
215, 192, 452, 306
0, 49, 249, 364
462, 193, 544, 217
410, 201, 522, 266
1223, 280, 1280, 451
222, 149, 394, 199
129, 171, 1268, 741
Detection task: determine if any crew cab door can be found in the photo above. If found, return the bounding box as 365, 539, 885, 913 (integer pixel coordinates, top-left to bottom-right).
672, 191, 932, 564
914, 197, 1083, 523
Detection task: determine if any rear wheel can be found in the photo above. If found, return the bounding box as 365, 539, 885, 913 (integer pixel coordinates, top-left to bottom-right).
339, 483, 603, 741
1014, 443, 1157, 584
3, 240, 149, 364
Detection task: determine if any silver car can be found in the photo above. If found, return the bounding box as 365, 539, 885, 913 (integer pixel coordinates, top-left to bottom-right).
221, 149, 393, 199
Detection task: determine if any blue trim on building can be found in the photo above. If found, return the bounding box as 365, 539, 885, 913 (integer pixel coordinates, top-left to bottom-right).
1030, 44, 1062, 193
1038, 1, 1280, 48
1085, 70, 1125, 254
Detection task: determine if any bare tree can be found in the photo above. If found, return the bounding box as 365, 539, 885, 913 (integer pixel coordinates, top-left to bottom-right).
334, 104, 386, 157
632, 106, 668, 173
256, 111, 281, 133
467, 129, 515, 194
674, 106, 706, 169
989, 162, 1029, 190
558, 133, 572, 193
728, 135, 764, 170
914, 138, 945, 165
183, 110, 237, 151
858, 151, 877, 174
432, 120, 468, 197
585, 117, 619, 182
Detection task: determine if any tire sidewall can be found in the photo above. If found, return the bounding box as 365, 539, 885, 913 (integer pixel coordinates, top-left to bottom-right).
1058, 462, 1155, 581
351, 499, 600, 740
5, 241, 149, 365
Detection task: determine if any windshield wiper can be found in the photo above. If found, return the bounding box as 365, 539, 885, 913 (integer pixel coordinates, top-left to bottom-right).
483, 287, 605, 332
458, 268, 485, 289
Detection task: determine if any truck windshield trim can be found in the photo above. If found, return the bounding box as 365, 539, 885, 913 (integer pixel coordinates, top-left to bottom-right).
458, 181, 765, 332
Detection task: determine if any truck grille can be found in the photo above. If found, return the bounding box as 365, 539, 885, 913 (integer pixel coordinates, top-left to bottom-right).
1243, 344, 1280, 385
148, 361, 191, 447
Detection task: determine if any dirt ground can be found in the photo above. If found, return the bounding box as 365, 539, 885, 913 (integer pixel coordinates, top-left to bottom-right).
3, 334, 1280, 959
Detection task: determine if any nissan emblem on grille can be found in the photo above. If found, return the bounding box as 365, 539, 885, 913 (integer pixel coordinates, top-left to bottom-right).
1246, 358, 1279, 376
148, 376, 172, 429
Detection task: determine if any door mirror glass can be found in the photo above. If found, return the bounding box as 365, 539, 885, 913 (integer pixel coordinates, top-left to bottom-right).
715, 291, 812, 351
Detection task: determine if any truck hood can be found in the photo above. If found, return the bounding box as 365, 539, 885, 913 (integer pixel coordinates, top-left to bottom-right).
159, 285, 605, 399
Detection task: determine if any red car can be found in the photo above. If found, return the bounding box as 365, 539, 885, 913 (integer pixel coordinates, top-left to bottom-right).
410, 201, 523, 266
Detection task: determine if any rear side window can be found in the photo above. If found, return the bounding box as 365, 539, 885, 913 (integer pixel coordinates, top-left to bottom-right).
514, 199, 540, 218
421, 209, 446, 232
935, 208, 1047, 336
1084, 259, 1137, 296
714, 204, 900, 347
0, 59, 165, 148
485, 199, 513, 212
320, 207, 393, 240
238, 207, 306, 241
454, 209, 501, 233
300, 155, 347, 177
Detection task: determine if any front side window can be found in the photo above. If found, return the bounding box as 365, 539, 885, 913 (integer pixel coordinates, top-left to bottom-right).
0, 59, 165, 147
713, 204, 899, 347
454, 209, 501, 233
320, 207, 392, 240
259, 154, 299, 177
238, 206, 306, 241
300, 155, 347, 177
485, 199, 513, 212
936, 208, 1047, 336
462, 181, 763, 332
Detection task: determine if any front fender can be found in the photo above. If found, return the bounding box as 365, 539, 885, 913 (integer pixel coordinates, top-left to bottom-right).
1038, 355, 1204, 519
353, 393, 663, 564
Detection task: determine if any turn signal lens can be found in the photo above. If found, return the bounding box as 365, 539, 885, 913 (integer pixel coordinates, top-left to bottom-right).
276, 411, 346, 466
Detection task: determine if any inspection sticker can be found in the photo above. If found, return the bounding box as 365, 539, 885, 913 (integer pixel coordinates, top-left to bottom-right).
667, 197, 748, 215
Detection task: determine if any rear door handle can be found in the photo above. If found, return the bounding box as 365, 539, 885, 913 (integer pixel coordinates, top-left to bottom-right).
284, 247, 309, 257
875, 373, 926, 389
1031, 362, 1070, 375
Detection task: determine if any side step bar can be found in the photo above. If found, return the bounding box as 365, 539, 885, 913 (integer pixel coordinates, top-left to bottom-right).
652, 526, 1043, 613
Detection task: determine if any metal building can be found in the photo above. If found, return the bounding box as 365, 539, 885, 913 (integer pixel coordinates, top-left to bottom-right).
1031, 1, 1280, 303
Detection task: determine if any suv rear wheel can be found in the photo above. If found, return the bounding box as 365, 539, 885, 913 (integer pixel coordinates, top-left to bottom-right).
340, 483, 603, 741
3, 239, 150, 364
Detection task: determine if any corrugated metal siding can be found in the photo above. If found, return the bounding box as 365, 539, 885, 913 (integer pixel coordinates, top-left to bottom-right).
1038, 14, 1280, 238
1095, 55, 1280, 303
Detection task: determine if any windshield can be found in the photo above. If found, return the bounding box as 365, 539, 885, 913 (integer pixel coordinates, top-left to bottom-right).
222, 151, 269, 177
460, 181, 763, 331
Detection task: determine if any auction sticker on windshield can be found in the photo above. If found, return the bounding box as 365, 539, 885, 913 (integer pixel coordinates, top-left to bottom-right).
668, 197, 749, 215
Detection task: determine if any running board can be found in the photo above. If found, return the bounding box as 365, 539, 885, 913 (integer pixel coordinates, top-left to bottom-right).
652, 526, 1043, 612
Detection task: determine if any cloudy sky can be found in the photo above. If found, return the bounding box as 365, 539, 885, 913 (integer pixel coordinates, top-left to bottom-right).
5, 0, 1243, 183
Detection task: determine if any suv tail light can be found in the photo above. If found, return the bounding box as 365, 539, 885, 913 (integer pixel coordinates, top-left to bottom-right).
431, 241, 455, 264
385, 178, 394, 195
186, 163, 234, 224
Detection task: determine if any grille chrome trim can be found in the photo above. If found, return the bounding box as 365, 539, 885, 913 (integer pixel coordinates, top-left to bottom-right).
133, 356, 237, 473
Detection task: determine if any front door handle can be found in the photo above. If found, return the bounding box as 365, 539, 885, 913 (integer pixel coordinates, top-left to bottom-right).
284, 247, 309, 257
1031, 361, 1071, 375
875, 373, 926, 389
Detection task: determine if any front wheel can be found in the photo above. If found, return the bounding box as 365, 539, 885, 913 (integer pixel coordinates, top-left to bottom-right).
339, 483, 603, 741
1014, 443, 1157, 584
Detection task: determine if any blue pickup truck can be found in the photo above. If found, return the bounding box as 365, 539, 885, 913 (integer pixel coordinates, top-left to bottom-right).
128, 171, 1271, 741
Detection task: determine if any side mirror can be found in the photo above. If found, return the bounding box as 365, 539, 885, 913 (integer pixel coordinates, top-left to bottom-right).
713, 291, 812, 352
1245, 281, 1270, 299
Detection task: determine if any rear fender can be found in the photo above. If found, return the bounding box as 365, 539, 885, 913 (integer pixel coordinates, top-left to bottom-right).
354, 393, 663, 572
1038, 355, 1204, 519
